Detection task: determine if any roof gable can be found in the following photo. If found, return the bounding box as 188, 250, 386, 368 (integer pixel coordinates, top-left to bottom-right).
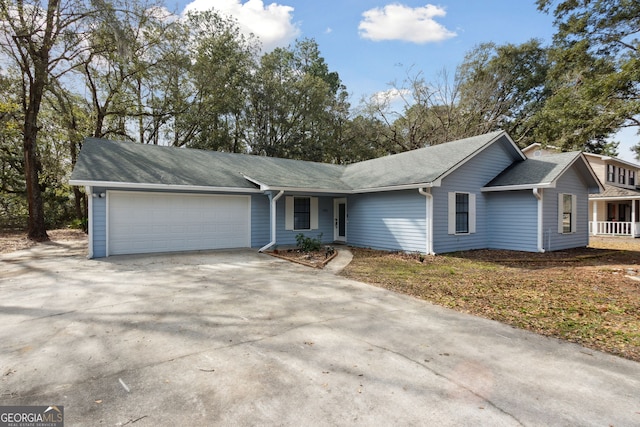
341, 131, 523, 190
484, 151, 603, 193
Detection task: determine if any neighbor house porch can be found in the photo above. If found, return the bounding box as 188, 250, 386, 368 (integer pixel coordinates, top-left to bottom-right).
589, 186, 640, 237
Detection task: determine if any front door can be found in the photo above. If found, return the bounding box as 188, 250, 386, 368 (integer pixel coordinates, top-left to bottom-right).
333, 198, 347, 242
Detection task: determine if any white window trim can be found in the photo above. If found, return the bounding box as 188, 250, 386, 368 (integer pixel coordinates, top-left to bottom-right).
285, 196, 319, 231
448, 192, 476, 235
558, 193, 577, 234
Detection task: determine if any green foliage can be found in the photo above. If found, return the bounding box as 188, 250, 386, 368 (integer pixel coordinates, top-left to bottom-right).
295, 233, 323, 252
69, 217, 88, 231
536, 0, 640, 155
457, 40, 551, 147
247, 38, 350, 162
181, 10, 258, 151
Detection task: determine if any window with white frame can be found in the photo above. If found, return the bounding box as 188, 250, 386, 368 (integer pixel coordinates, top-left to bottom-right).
558, 193, 577, 234
629, 170, 635, 186
285, 196, 319, 231
448, 192, 476, 235
619, 167, 626, 184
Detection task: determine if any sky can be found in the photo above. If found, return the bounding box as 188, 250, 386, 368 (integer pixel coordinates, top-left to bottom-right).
169, 0, 638, 161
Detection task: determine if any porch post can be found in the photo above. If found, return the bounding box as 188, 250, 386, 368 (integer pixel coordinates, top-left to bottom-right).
592, 201, 598, 236
633, 200, 637, 237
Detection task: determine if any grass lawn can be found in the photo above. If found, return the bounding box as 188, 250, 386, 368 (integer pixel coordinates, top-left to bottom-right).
341, 237, 640, 362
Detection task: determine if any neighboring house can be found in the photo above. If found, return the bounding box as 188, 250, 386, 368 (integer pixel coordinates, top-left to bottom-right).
524, 144, 640, 238
70, 131, 602, 258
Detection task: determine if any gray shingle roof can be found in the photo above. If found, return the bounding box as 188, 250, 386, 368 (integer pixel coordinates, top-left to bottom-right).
341, 131, 509, 189
485, 151, 584, 188
590, 184, 640, 199
70, 138, 347, 191
71, 131, 554, 192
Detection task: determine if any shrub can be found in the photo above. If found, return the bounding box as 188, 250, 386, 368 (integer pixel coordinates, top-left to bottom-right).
295, 233, 323, 252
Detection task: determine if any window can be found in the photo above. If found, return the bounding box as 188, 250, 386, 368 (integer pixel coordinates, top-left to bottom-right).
455, 193, 469, 233
558, 193, 577, 234
607, 164, 615, 182
619, 167, 626, 184
294, 197, 311, 230
448, 192, 476, 235
629, 171, 635, 186
562, 194, 572, 233
285, 196, 318, 231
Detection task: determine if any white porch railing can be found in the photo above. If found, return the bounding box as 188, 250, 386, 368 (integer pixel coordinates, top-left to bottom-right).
590, 221, 640, 237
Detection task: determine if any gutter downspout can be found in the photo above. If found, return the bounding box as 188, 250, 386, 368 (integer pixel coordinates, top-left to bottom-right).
419, 188, 435, 255
86, 186, 94, 259
533, 188, 545, 253
259, 190, 285, 252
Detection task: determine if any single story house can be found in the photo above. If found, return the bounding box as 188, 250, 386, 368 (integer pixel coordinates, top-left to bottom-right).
69, 131, 602, 258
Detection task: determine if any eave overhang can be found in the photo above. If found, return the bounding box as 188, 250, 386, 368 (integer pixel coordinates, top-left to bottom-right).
242, 174, 439, 194
68, 179, 262, 194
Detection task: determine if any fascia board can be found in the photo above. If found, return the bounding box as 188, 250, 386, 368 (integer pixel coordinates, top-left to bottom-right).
352, 181, 438, 193
251, 181, 438, 195
590, 194, 640, 200
481, 183, 554, 192
242, 175, 269, 190
68, 179, 262, 194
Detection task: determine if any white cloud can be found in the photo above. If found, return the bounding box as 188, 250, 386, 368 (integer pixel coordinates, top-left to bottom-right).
359, 3, 456, 43
370, 88, 411, 105
183, 0, 300, 51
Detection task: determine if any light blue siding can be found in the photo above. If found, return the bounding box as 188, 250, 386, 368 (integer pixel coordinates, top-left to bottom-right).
542, 167, 590, 251
274, 196, 334, 246
487, 191, 538, 251
347, 190, 426, 252
251, 194, 270, 248
433, 138, 517, 253
91, 187, 107, 258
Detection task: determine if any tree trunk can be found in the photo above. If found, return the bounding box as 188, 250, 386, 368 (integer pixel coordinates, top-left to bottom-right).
24, 100, 48, 241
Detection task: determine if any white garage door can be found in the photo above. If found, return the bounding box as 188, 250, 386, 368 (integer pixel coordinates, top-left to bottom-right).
108, 192, 250, 255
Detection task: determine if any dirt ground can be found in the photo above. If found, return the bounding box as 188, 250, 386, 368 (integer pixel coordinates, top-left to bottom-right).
0, 229, 87, 254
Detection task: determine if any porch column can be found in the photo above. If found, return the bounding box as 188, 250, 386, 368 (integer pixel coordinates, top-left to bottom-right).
592, 201, 598, 236
633, 200, 637, 237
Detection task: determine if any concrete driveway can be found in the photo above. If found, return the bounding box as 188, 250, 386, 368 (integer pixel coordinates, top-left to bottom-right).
1, 242, 639, 426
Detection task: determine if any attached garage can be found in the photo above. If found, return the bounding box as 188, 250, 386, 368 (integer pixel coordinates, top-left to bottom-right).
107, 191, 251, 255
